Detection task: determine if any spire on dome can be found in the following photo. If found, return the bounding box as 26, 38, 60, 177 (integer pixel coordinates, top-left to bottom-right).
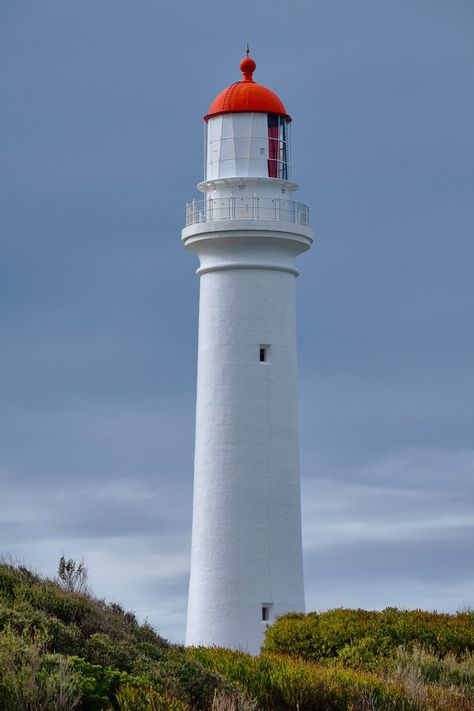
240, 50, 256, 82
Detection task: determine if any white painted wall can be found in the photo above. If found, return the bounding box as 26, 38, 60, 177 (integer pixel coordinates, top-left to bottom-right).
207, 113, 270, 180
184, 102, 312, 654
183, 223, 312, 654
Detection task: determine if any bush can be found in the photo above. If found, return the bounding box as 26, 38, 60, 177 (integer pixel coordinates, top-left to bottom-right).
188, 647, 417, 711
70, 656, 126, 710
57, 557, 89, 595
0, 628, 82, 711
390, 647, 474, 699
116, 680, 190, 710
159, 647, 234, 709
188, 647, 473, 711
86, 632, 135, 671
15, 580, 92, 627
263, 608, 474, 667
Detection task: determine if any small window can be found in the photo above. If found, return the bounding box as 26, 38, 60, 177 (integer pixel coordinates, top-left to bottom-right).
259, 345, 270, 362
259, 345, 270, 363
262, 606, 269, 621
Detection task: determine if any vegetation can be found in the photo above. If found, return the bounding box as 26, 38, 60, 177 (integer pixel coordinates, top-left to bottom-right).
190, 646, 474, 711
0, 560, 238, 710
1, 560, 473, 710
262, 608, 474, 668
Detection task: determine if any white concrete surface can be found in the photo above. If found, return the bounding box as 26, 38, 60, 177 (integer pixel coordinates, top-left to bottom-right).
183, 109, 313, 654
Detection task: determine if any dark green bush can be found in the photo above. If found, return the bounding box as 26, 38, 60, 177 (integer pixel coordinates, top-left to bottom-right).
16, 580, 92, 626
86, 631, 135, 671
70, 656, 126, 710
46, 617, 82, 655
159, 647, 232, 709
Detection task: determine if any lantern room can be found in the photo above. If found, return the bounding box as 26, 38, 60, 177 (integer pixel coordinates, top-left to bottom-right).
204, 55, 291, 182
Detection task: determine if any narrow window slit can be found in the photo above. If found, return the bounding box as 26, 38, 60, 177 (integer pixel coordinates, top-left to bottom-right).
259, 345, 270, 363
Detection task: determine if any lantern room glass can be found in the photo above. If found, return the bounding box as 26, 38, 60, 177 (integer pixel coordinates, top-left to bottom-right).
268, 114, 289, 180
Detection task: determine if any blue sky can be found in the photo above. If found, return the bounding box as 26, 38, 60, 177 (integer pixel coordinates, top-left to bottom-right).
1, 0, 473, 642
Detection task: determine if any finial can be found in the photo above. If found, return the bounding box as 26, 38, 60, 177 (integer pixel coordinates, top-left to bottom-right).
240, 49, 256, 82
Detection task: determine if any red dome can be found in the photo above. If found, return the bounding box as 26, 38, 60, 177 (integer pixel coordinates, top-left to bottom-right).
204, 55, 290, 122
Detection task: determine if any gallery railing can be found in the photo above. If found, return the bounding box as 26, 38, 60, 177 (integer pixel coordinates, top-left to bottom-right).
185, 196, 310, 227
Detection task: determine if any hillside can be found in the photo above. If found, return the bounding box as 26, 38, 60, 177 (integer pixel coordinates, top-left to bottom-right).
0, 560, 473, 710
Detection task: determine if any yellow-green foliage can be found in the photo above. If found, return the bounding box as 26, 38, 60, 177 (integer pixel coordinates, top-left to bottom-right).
263, 608, 474, 668
188, 647, 473, 711
390, 647, 474, 700
116, 680, 190, 710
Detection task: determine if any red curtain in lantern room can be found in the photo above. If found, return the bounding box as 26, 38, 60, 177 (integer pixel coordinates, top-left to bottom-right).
268, 117, 279, 178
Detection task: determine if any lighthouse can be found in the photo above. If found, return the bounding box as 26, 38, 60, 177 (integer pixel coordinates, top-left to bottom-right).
183, 54, 313, 654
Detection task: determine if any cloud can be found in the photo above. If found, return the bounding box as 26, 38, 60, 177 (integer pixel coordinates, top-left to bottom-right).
302, 448, 474, 614
1, 1, 473, 645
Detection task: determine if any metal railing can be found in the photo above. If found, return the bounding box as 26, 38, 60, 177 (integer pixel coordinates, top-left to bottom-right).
185, 196, 310, 227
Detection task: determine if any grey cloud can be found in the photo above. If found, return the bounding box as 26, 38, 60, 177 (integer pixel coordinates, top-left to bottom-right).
1, 0, 473, 644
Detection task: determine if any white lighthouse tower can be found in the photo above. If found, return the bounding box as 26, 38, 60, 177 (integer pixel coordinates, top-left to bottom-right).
183, 53, 313, 654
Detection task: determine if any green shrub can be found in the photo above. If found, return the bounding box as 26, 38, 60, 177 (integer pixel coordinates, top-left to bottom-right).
86, 631, 136, 671
116, 680, 190, 710
0, 565, 21, 601
189, 647, 474, 711
159, 647, 233, 709
189, 647, 424, 711
0, 561, 40, 602
390, 647, 474, 699
0, 628, 82, 711
15, 580, 92, 626
263, 608, 474, 667
46, 617, 83, 656
70, 655, 126, 710
0, 599, 49, 637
